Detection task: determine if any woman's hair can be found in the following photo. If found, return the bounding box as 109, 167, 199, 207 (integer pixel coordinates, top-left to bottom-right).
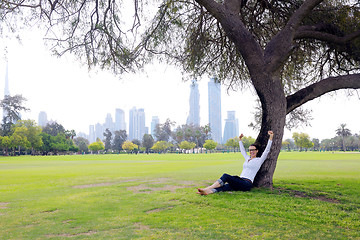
250, 143, 259, 149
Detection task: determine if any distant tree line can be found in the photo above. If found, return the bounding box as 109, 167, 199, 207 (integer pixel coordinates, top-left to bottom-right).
282, 124, 359, 152
0, 119, 79, 156
99, 119, 215, 154
1, 95, 358, 155
0, 95, 78, 156
0, 96, 243, 155
97, 119, 260, 154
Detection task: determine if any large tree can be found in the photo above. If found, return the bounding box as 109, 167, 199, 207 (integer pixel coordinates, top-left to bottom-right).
112, 130, 127, 152
142, 133, 155, 153
13, 120, 43, 154
42, 122, 66, 136
154, 119, 175, 142
74, 137, 90, 153
103, 128, 113, 151
336, 123, 352, 151
172, 124, 210, 147
2, 0, 360, 187
0, 95, 28, 136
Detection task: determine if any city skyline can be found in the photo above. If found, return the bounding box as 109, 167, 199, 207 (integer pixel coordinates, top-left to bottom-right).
1, 29, 360, 141
48, 76, 239, 143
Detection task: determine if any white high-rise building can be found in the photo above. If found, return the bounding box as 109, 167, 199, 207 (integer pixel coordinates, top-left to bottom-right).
95, 123, 104, 141
208, 77, 222, 143
186, 79, 200, 126
89, 125, 95, 143
115, 108, 126, 131
4, 62, 9, 97
223, 111, 239, 143
38, 111, 48, 127
104, 113, 114, 132
129, 107, 146, 140
3, 62, 10, 120
138, 109, 146, 139
151, 116, 160, 139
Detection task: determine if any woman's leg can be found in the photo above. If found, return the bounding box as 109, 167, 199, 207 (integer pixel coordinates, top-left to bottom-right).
204, 180, 221, 190
197, 179, 221, 195
201, 174, 252, 194
219, 174, 252, 192
198, 173, 252, 195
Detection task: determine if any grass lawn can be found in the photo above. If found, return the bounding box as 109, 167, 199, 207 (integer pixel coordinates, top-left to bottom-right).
0, 152, 359, 239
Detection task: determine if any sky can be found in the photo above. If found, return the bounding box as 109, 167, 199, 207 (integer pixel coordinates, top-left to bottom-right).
0, 28, 359, 141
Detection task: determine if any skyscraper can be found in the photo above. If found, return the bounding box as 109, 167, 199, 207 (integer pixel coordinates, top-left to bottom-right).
104, 113, 114, 132
186, 79, 200, 126
138, 109, 146, 139
223, 111, 239, 143
129, 107, 146, 140
89, 125, 95, 143
3, 62, 10, 119
4, 62, 9, 97
151, 116, 160, 139
115, 108, 126, 131
208, 77, 222, 143
95, 123, 104, 141
38, 111, 48, 127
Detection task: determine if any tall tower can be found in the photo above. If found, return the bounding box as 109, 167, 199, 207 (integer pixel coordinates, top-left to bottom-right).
186, 79, 200, 126
95, 123, 104, 141
138, 108, 146, 139
129, 107, 146, 140
3, 62, 10, 119
151, 116, 160, 139
208, 77, 222, 143
4, 62, 10, 97
115, 108, 126, 131
104, 113, 114, 132
223, 111, 239, 143
89, 125, 95, 143
38, 111, 48, 127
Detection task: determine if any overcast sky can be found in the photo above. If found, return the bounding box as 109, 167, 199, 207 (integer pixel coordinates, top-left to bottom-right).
1, 28, 359, 141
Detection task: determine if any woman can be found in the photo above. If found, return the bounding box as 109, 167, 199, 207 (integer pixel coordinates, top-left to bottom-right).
197, 131, 274, 195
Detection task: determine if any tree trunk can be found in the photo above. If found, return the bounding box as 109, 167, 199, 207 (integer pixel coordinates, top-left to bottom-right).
252, 75, 287, 188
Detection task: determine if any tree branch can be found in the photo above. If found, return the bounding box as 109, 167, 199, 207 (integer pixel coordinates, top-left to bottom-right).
264, 0, 324, 72
195, 0, 264, 76
295, 25, 360, 44
286, 74, 360, 113
194, 0, 224, 19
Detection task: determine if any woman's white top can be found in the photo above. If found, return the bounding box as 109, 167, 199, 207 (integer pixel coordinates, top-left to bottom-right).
239, 140, 272, 182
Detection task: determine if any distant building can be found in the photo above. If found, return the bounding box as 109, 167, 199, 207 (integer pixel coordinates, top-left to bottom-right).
151, 116, 160, 139
129, 107, 146, 141
89, 109, 128, 143
3, 62, 10, 120
77, 132, 88, 139
115, 108, 126, 131
89, 125, 95, 143
186, 79, 200, 126
95, 123, 103, 141
208, 77, 222, 143
4, 62, 9, 97
38, 111, 48, 127
138, 109, 146, 139
223, 111, 239, 143
104, 113, 114, 132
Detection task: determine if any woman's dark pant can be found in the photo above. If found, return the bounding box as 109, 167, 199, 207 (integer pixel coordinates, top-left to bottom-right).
214, 173, 253, 192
